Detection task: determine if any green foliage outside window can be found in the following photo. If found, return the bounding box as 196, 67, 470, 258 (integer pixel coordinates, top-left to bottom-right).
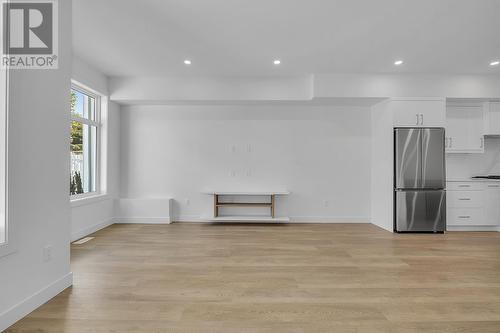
70, 171, 84, 195
70, 91, 84, 195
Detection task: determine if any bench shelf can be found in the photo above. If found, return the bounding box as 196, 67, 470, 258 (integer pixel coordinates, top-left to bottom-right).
205, 191, 290, 222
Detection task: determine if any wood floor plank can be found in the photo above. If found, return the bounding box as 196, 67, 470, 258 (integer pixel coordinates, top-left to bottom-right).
6, 223, 500, 332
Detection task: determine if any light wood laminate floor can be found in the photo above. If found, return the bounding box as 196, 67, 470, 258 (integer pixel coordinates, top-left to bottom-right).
6, 223, 500, 332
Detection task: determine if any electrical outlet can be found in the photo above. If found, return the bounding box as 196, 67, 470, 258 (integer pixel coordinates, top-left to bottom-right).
246, 169, 251, 177
43, 245, 52, 262
247, 144, 252, 153
230, 170, 236, 177
231, 145, 237, 153
324, 200, 329, 208
186, 198, 190, 206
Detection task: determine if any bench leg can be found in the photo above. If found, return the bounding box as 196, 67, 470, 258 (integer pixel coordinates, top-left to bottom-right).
214, 194, 218, 218
271, 194, 275, 218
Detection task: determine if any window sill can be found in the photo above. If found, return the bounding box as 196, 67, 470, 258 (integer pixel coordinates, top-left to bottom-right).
70, 193, 110, 208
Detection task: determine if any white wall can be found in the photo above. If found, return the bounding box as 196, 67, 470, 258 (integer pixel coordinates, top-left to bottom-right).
0, 0, 73, 330
0, 65, 6, 244
72, 56, 108, 96
110, 76, 313, 104
120, 104, 371, 222
315, 74, 500, 99
70, 57, 121, 241
69, 102, 121, 241
370, 100, 394, 232
447, 138, 500, 179
109, 74, 500, 104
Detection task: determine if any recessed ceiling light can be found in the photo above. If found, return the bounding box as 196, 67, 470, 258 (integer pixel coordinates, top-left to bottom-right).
273, 59, 281, 65
394, 60, 404, 66
184, 59, 192, 65
490, 60, 500, 66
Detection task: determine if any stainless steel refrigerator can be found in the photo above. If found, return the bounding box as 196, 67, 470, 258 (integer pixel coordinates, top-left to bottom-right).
394, 128, 446, 233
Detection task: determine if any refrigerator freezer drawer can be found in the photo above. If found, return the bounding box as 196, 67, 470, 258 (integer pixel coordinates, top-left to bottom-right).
395, 190, 446, 232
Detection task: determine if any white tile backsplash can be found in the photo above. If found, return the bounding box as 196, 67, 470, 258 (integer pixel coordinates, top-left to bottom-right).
446, 138, 500, 179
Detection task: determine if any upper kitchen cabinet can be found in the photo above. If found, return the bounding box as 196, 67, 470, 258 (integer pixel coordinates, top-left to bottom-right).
391, 98, 446, 127
446, 101, 485, 153
484, 102, 500, 136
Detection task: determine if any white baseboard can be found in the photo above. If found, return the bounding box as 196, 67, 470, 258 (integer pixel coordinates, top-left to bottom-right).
290, 216, 370, 223
447, 225, 500, 232
0, 272, 73, 332
173, 216, 370, 223
113, 217, 172, 224
71, 218, 114, 242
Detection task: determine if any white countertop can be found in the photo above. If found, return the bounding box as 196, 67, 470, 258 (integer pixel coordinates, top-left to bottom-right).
447, 178, 500, 182
203, 191, 290, 195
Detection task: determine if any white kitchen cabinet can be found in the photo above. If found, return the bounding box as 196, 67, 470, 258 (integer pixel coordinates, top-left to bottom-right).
485, 183, 500, 225
484, 102, 500, 136
447, 181, 500, 228
448, 207, 485, 226
392, 98, 446, 127
448, 190, 484, 208
445, 102, 485, 153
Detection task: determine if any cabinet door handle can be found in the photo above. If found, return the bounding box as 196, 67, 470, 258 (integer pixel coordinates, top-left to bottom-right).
488, 185, 500, 188
416, 114, 420, 125
458, 185, 471, 188
458, 198, 471, 201
458, 216, 471, 219
480, 137, 484, 149
450, 137, 453, 148
420, 114, 424, 125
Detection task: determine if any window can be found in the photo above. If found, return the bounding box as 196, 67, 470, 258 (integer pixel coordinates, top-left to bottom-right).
0, 66, 7, 245
70, 85, 100, 197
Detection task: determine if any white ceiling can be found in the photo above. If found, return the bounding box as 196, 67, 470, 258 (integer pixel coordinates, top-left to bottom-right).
73, 0, 500, 77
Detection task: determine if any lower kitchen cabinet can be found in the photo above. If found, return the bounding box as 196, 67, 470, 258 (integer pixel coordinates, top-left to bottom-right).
486, 183, 500, 225
447, 181, 500, 228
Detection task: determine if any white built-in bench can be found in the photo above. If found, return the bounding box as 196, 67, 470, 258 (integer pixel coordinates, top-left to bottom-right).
204, 191, 290, 222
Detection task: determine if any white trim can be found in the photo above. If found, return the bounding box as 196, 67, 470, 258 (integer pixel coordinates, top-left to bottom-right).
113, 217, 172, 224
70, 115, 99, 127
71, 218, 113, 242
0, 273, 73, 332
71, 79, 106, 98
290, 216, 370, 223
70, 191, 102, 202
70, 193, 109, 208
70, 82, 103, 198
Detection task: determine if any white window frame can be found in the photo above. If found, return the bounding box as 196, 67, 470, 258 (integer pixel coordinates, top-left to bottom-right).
70, 83, 102, 200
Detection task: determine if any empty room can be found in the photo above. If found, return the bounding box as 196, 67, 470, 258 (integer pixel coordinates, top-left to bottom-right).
2, 0, 500, 332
